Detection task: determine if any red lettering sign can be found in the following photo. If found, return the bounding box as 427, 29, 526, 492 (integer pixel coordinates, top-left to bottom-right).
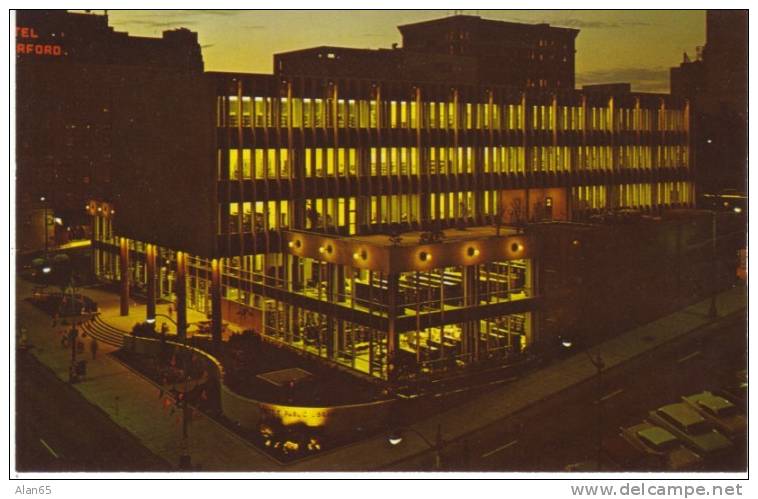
16, 26, 39, 39
16, 43, 62, 56
16, 26, 63, 57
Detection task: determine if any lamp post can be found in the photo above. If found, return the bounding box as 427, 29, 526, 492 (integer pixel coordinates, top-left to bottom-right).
388, 423, 444, 470
708, 210, 718, 319
68, 323, 79, 383
40, 196, 49, 257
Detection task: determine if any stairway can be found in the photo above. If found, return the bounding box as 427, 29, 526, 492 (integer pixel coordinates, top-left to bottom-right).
80, 314, 126, 348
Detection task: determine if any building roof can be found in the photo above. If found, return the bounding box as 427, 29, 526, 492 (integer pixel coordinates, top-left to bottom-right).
397, 14, 579, 37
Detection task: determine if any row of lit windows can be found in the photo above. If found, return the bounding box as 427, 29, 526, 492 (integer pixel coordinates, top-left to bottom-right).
222, 191, 496, 234
223, 194, 496, 234
572, 181, 694, 210
219, 182, 693, 234
221, 145, 689, 179
220, 96, 687, 132
227, 200, 290, 233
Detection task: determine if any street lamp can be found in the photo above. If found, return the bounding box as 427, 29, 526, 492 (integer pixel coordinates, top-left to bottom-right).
40, 196, 49, 256
151, 311, 192, 469
388, 423, 444, 470
708, 210, 718, 319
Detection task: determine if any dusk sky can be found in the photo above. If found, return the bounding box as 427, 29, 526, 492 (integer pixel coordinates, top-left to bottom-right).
98, 10, 705, 93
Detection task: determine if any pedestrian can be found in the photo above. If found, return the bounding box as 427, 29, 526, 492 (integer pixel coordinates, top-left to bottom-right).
90, 337, 99, 360
19, 331, 29, 350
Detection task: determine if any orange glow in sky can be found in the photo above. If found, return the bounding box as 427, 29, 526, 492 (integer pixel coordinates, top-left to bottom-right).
100, 9, 705, 93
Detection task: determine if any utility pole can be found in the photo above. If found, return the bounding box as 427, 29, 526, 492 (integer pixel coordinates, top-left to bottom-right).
40, 196, 49, 257
68, 323, 78, 383
708, 210, 718, 318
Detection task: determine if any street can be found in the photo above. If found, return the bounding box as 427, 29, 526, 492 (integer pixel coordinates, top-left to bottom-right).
15, 349, 172, 472
447, 312, 747, 472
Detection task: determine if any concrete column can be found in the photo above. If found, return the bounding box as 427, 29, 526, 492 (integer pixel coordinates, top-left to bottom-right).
525, 257, 538, 347
325, 262, 336, 359
211, 258, 222, 348
386, 273, 400, 382
176, 251, 187, 341
91, 215, 98, 278
146, 244, 156, 321
119, 238, 130, 316
463, 264, 479, 360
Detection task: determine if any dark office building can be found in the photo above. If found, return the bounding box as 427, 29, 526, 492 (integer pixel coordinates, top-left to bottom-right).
276, 15, 577, 89
670, 10, 747, 197
670, 52, 705, 99
15, 10, 203, 252
398, 15, 578, 89
275, 46, 479, 85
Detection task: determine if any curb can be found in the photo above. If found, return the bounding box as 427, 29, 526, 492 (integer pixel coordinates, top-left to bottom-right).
376, 306, 746, 471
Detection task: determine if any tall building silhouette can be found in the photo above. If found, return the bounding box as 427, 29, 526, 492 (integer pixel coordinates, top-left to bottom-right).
15, 10, 203, 252
276, 15, 577, 89
670, 10, 747, 197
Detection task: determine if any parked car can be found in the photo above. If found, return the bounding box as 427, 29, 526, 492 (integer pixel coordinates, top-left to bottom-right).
620, 422, 702, 470
648, 403, 732, 458
716, 370, 747, 413
682, 391, 747, 439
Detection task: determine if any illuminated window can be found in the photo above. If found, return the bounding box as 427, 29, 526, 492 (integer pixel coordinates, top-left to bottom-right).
348, 99, 357, 128
303, 98, 313, 128
254, 201, 265, 231
358, 100, 369, 128
314, 99, 325, 127
291, 98, 302, 128
491, 103, 500, 129
428, 102, 437, 128
348, 197, 357, 234
228, 203, 239, 233
369, 100, 378, 128
241, 97, 252, 127
337, 99, 346, 128
228, 96, 239, 127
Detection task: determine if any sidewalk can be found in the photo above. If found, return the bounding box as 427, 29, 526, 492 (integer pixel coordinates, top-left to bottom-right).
16, 278, 281, 472
15, 277, 747, 472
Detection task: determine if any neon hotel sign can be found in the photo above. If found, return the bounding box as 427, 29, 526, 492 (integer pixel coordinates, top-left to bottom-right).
16, 26, 63, 56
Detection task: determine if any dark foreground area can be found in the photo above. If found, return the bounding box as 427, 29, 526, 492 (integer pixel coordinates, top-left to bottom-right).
408, 311, 748, 472
15, 350, 172, 472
